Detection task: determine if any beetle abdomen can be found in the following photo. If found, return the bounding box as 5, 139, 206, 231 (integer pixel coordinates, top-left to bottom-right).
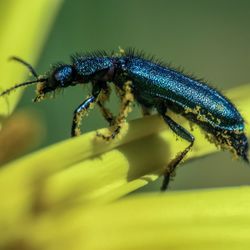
122, 56, 244, 132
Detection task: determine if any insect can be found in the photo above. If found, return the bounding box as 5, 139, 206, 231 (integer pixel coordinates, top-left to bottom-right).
0, 49, 248, 190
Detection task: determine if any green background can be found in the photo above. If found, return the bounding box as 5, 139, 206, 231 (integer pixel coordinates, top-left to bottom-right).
18, 0, 250, 192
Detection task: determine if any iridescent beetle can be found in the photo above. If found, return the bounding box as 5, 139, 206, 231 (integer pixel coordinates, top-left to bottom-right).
0, 49, 248, 190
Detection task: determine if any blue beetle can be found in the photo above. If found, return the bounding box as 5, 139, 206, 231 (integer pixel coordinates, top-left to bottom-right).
0, 49, 248, 190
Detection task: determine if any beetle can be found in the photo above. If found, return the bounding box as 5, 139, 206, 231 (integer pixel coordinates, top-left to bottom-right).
0, 49, 248, 190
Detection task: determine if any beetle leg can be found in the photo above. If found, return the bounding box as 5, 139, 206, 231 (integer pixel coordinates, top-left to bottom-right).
161, 113, 195, 191
97, 81, 134, 141
71, 96, 96, 137
141, 106, 152, 116
97, 84, 116, 125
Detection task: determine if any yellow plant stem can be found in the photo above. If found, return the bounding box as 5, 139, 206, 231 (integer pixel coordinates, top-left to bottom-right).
2, 186, 250, 250
0, 84, 249, 250
0, 84, 249, 214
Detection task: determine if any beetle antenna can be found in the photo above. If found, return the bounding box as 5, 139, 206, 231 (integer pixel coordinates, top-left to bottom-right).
0, 78, 47, 97
9, 56, 39, 79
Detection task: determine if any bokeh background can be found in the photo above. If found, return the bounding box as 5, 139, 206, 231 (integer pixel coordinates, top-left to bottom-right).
18, 0, 250, 191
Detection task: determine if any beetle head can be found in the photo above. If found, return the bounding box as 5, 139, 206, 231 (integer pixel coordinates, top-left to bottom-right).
34, 65, 77, 101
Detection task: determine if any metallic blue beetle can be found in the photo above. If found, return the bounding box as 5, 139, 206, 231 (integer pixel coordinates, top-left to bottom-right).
0, 50, 248, 190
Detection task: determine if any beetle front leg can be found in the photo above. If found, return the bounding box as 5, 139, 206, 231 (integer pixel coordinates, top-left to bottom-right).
160, 111, 195, 191
71, 96, 96, 137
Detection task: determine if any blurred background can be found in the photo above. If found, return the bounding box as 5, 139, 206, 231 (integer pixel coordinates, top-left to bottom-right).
18, 0, 250, 192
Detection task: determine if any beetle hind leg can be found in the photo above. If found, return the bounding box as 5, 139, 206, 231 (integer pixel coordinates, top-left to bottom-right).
141, 105, 152, 116
161, 140, 194, 191
158, 106, 195, 191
